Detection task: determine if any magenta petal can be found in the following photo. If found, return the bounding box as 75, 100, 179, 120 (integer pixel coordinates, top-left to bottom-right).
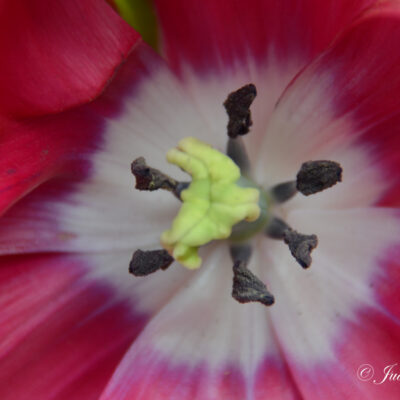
254, 358, 303, 400
100, 353, 246, 400
374, 244, 400, 322
0, 41, 154, 217
287, 310, 400, 400
100, 350, 303, 400
1, 2, 399, 399
0, 0, 139, 118
98, 248, 302, 400
259, 208, 400, 399
0, 43, 174, 251
0, 109, 103, 216
317, 3, 400, 206
255, 2, 400, 207
266, 2, 400, 207
153, 0, 376, 74
0, 254, 148, 400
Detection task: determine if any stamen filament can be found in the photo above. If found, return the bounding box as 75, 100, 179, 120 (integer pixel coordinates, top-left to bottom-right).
226, 137, 251, 175
264, 216, 290, 239
269, 181, 297, 203
229, 243, 252, 263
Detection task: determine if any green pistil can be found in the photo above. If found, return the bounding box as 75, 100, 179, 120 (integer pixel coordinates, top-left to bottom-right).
161, 137, 261, 269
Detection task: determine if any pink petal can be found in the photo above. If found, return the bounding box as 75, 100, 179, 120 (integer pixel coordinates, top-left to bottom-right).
153, 0, 376, 74
151, 0, 378, 172
0, 0, 139, 118
2, 5, 399, 398
0, 43, 176, 252
375, 245, 400, 321
258, 207, 400, 399
0, 109, 102, 216
99, 247, 301, 400
255, 1, 400, 207
290, 310, 400, 399
101, 353, 301, 400
0, 253, 147, 400
0, 39, 149, 217
0, 42, 270, 256
0, 0, 140, 215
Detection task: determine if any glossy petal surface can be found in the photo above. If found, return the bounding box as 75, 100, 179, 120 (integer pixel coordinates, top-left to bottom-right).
0, 0, 139, 118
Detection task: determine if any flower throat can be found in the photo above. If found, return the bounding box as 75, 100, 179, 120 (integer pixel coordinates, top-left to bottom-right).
129, 84, 342, 307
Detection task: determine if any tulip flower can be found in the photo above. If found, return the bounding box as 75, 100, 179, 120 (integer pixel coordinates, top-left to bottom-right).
1, 0, 400, 399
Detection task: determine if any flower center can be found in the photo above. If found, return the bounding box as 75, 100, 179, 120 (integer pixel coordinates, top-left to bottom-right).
129, 84, 342, 306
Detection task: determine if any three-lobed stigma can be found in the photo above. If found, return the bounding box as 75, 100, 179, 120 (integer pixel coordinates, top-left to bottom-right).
161, 137, 260, 269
